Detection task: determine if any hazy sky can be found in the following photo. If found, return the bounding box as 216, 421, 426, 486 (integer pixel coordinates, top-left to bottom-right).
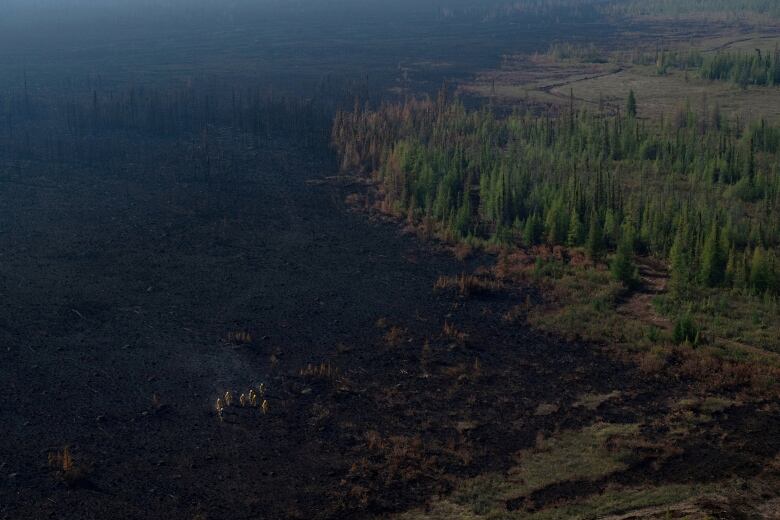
0, 0, 612, 92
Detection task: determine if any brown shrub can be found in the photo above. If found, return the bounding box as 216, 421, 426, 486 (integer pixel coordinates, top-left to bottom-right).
227, 330, 253, 345
672, 347, 779, 394
442, 321, 468, 344
49, 446, 74, 473
568, 248, 589, 268
552, 245, 567, 262
441, 358, 481, 382
299, 361, 339, 380
48, 446, 89, 485
453, 242, 473, 261
433, 273, 504, 298
365, 430, 385, 451
638, 348, 668, 374
352, 433, 431, 486
494, 250, 534, 280
344, 193, 362, 207
384, 326, 406, 347
420, 217, 435, 240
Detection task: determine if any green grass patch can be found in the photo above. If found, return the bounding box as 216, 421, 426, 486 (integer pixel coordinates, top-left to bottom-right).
573, 391, 622, 411
396, 423, 642, 519
524, 483, 713, 520
397, 481, 711, 520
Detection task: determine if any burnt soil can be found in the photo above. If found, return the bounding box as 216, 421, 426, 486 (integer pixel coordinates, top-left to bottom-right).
1, 141, 779, 520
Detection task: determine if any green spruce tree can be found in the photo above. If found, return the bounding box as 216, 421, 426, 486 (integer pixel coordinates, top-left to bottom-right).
611, 234, 638, 288
699, 222, 725, 287
523, 213, 541, 246
751, 246, 772, 293
586, 214, 604, 262
626, 90, 638, 118
567, 209, 584, 247
669, 226, 692, 300
724, 246, 738, 287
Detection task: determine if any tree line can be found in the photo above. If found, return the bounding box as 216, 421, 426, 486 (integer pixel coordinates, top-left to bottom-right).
606, 0, 780, 18
332, 92, 780, 297
699, 47, 780, 87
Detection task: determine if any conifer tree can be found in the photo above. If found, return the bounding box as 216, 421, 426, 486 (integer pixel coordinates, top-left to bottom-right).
751, 245, 772, 293
567, 209, 584, 247
523, 214, 541, 246
699, 222, 725, 287
626, 90, 638, 118
611, 234, 638, 288
724, 246, 738, 287
603, 209, 618, 248
586, 214, 604, 262
669, 226, 692, 300
545, 201, 567, 245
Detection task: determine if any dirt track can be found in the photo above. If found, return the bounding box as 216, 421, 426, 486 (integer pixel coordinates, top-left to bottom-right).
1, 140, 778, 519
